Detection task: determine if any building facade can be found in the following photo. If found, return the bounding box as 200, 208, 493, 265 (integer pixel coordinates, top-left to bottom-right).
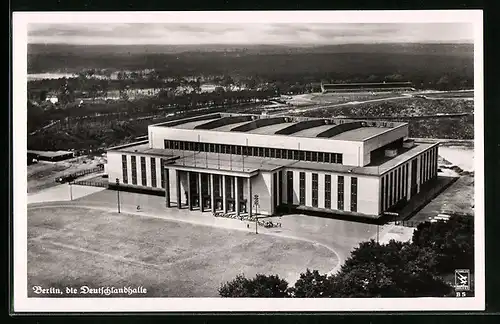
107, 113, 438, 218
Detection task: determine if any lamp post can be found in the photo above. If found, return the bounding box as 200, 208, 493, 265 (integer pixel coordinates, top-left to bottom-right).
253, 194, 259, 234
116, 178, 121, 213
69, 182, 73, 201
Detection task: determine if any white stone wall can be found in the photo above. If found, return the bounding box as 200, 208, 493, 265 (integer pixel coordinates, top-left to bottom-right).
251, 171, 273, 215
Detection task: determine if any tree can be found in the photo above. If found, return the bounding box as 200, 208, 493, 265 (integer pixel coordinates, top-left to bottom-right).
412, 215, 474, 274
219, 274, 290, 297
290, 269, 332, 297
329, 240, 452, 297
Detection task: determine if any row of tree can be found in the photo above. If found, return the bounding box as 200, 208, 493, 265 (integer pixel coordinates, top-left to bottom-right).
219, 215, 473, 297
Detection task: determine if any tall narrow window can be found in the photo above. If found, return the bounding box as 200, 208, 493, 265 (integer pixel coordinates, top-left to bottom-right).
325, 174, 331, 209
396, 168, 401, 202
150, 158, 157, 188
140, 156, 147, 186
278, 171, 283, 204
131, 156, 137, 185
160, 158, 165, 188
121, 155, 128, 184
381, 176, 385, 211
273, 173, 278, 208
350, 177, 357, 212
299, 172, 306, 205
388, 172, 393, 207
337, 176, 344, 210
312, 173, 318, 207
405, 163, 409, 197
286, 171, 294, 204
385, 174, 390, 209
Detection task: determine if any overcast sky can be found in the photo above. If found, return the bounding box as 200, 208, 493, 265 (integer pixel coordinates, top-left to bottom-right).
28, 23, 474, 45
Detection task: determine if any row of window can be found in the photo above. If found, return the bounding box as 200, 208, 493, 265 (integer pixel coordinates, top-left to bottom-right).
121, 155, 165, 188
288, 171, 357, 212
381, 147, 438, 212
164, 139, 343, 164
421, 147, 438, 185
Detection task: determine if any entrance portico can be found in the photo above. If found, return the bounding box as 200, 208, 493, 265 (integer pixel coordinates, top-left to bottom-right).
165, 166, 258, 217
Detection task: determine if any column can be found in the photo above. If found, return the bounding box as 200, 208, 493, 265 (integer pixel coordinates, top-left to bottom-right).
248, 177, 252, 217
222, 175, 227, 213
198, 172, 203, 212
187, 172, 192, 210
165, 168, 170, 208
235, 177, 240, 216
210, 174, 215, 212
176, 170, 181, 209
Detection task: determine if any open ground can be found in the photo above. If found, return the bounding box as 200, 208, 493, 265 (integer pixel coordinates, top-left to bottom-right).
27, 186, 406, 297
28, 206, 339, 297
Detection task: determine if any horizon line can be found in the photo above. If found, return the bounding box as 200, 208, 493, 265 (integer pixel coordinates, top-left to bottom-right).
28, 41, 474, 46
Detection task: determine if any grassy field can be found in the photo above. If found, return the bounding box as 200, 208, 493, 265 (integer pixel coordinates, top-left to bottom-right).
28, 206, 337, 297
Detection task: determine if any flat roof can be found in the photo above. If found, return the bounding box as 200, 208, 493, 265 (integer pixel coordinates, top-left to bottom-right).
169, 150, 296, 173
330, 127, 390, 141
293, 124, 335, 138
159, 113, 405, 143
173, 118, 220, 130
109, 143, 177, 158
246, 122, 293, 135
212, 121, 252, 132
110, 141, 436, 176
368, 141, 437, 174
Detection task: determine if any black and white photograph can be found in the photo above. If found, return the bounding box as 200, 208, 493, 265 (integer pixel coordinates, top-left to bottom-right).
12, 10, 484, 312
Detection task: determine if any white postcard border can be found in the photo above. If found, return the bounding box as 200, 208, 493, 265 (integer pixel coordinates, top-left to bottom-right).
12, 10, 484, 312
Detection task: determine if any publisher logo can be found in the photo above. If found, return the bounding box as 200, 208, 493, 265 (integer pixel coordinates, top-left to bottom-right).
455, 269, 470, 291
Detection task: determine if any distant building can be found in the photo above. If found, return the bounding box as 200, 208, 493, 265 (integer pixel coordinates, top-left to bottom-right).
45, 96, 58, 104
321, 82, 415, 93
107, 113, 438, 219
200, 84, 217, 93
27, 150, 74, 162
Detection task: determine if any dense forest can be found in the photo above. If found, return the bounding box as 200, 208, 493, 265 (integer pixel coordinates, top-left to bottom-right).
28, 43, 474, 91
